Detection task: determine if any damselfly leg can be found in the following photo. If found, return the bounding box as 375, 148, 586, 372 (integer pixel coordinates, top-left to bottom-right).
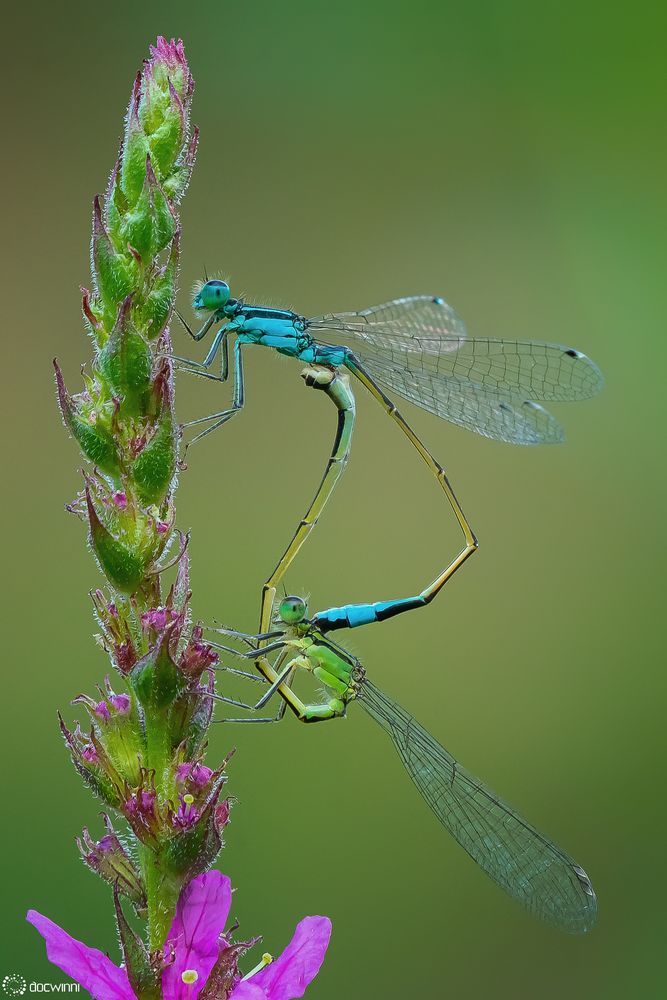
180, 338, 245, 449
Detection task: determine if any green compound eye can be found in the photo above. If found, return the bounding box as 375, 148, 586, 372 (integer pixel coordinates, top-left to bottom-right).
193, 279, 230, 311
278, 596, 307, 624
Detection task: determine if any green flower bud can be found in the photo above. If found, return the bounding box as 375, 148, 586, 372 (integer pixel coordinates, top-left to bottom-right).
59, 714, 123, 809
146, 81, 185, 179
91, 196, 139, 316
130, 370, 177, 505
172, 676, 213, 760
162, 129, 199, 203
129, 632, 186, 712
54, 360, 121, 477
72, 683, 144, 787
77, 815, 147, 912
120, 76, 150, 206
114, 887, 161, 1000
137, 233, 179, 340
115, 174, 154, 261
86, 485, 151, 594
149, 165, 178, 254
116, 156, 177, 262
97, 296, 152, 417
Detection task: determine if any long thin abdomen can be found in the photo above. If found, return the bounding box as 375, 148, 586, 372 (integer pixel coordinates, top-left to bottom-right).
313, 596, 426, 632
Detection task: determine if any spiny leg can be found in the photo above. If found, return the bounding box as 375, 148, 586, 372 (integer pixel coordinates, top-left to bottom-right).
212, 654, 299, 724
210, 687, 291, 724
209, 621, 313, 721
209, 634, 352, 725
170, 326, 230, 384
181, 339, 246, 451
208, 638, 291, 659
249, 654, 348, 723
216, 664, 269, 683
210, 649, 294, 712
255, 656, 303, 709
217, 624, 347, 724
206, 622, 312, 720
216, 681, 293, 725
175, 307, 220, 344
209, 624, 284, 647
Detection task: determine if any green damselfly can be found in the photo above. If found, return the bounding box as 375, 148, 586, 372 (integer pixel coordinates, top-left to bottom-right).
208, 595, 598, 935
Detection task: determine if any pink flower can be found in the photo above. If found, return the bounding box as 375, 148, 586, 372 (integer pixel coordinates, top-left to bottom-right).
176, 762, 213, 788
141, 605, 178, 631
27, 870, 331, 1000
179, 625, 220, 678
146, 36, 194, 103
110, 693, 131, 715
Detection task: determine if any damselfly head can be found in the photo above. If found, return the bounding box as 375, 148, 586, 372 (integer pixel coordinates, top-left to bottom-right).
192, 278, 231, 312
277, 595, 308, 626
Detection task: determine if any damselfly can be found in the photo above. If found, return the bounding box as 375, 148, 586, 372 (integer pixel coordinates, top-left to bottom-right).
208, 595, 598, 935
176, 282, 601, 627
177, 281, 602, 450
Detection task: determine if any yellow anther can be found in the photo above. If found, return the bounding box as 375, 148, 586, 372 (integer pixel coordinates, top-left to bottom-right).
181, 969, 199, 984
242, 952, 274, 981
183, 793, 195, 805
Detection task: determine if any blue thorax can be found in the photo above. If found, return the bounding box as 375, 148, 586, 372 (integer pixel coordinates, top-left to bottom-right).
221, 300, 348, 366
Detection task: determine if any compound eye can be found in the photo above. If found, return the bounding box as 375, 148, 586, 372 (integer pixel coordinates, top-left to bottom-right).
194, 279, 230, 311
279, 596, 307, 624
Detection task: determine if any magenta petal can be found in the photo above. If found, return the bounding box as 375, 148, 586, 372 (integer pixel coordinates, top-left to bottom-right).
249, 916, 332, 1000
229, 984, 266, 1000
27, 910, 135, 999
162, 870, 232, 999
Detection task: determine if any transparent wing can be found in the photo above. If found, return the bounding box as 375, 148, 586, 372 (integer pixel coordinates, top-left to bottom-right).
360, 356, 564, 444
358, 679, 597, 933
308, 296, 603, 402
310, 295, 469, 343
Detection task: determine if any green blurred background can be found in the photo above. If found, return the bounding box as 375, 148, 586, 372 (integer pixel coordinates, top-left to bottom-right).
2, 0, 666, 996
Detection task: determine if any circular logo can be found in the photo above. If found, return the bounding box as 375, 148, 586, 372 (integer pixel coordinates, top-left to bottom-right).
2, 976, 27, 997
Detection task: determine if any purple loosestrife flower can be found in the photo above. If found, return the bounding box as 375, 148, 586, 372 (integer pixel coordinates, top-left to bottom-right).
180, 626, 220, 679
38, 32, 340, 998
47, 34, 248, 957
28, 871, 332, 1000
176, 763, 213, 788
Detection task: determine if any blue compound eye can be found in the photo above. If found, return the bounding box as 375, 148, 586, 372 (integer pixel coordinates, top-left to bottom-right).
193, 280, 230, 311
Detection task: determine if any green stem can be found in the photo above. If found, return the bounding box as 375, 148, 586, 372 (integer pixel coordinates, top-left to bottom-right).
142, 708, 178, 949
144, 709, 171, 796
141, 846, 179, 951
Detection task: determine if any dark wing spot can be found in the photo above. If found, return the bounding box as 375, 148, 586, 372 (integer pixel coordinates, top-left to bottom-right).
572, 865, 596, 897
565, 348, 581, 358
